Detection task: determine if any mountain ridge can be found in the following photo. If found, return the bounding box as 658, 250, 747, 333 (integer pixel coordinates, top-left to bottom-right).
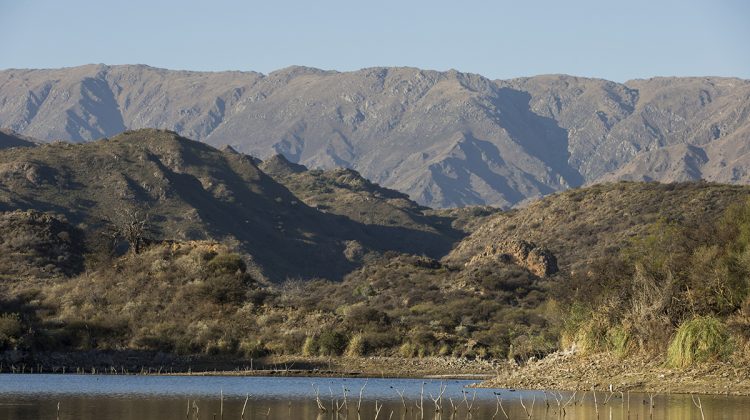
1, 64, 749, 207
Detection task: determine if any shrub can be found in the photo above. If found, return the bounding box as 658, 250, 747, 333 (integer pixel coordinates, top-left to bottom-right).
240, 339, 268, 358
0, 313, 22, 349
0, 313, 22, 338
345, 334, 366, 357
508, 334, 556, 362
302, 336, 317, 356
667, 316, 732, 367
199, 275, 246, 304
571, 318, 609, 354
318, 331, 348, 356
344, 306, 390, 329
606, 326, 630, 357
399, 342, 416, 358
206, 253, 246, 275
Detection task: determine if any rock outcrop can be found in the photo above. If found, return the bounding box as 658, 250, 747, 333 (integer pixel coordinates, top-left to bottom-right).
465, 239, 558, 277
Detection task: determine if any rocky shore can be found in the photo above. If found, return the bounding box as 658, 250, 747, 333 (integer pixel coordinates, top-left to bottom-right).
478, 351, 750, 396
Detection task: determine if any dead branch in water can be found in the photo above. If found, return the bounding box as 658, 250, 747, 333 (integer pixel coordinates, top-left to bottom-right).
519, 395, 535, 418
394, 387, 406, 411
428, 382, 446, 412
311, 383, 326, 412
357, 380, 368, 413
374, 400, 383, 420
241, 394, 249, 419
462, 389, 476, 412
495, 395, 509, 419
691, 394, 705, 420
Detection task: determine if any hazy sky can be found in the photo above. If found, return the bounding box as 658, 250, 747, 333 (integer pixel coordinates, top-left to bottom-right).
1, 0, 748, 81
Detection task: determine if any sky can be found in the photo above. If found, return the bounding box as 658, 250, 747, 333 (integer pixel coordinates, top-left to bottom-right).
0, 0, 748, 82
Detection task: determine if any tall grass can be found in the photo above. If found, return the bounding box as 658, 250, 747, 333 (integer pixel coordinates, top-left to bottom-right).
667, 316, 732, 367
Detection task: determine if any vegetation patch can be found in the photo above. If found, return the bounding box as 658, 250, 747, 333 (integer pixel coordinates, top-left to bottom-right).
667, 316, 732, 368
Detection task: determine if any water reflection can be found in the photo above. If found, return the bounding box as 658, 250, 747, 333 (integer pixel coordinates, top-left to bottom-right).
0, 375, 747, 419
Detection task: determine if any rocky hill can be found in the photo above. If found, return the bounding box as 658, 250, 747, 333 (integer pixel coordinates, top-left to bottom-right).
0, 129, 467, 281
0, 129, 37, 149
446, 181, 750, 275
1, 65, 748, 207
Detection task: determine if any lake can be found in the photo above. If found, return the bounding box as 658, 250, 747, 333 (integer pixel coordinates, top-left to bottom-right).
0, 374, 748, 419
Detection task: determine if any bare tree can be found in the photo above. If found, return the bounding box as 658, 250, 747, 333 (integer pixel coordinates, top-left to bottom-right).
105, 205, 151, 255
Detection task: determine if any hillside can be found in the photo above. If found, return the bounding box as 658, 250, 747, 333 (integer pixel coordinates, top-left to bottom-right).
259, 154, 488, 239
446, 182, 750, 275
0, 129, 37, 149
1, 65, 749, 207
0, 210, 84, 279
0, 129, 465, 281
2, 179, 748, 372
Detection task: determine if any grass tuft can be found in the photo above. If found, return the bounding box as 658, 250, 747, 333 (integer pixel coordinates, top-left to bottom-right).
667, 316, 732, 368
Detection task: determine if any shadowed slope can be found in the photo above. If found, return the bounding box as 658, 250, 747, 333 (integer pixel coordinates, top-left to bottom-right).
0, 129, 466, 281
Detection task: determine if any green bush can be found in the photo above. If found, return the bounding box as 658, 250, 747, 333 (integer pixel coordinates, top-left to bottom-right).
199, 275, 246, 304
667, 316, 732, 367
206, 253, 246, 275
399, 342, 417, 358
0, 313, 22, 349
318, 331, 348, 356
606, 326, 630, 357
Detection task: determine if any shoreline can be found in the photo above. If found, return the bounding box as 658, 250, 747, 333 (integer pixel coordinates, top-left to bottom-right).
0, 351, 498, 380
3, 350, 749, 396
477, 351, 750, 396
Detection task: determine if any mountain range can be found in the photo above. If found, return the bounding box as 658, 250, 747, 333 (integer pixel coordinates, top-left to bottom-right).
0, 64, 749, 207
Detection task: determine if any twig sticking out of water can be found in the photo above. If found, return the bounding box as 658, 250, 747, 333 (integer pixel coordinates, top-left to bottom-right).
428, 382, 446, 412
220, 389, 223, 420
519, 395, 535, 419
494, 395, 509, 419
241, 394, 249, 419
56, 402, 60, 420
311, 383, 327, 412
562, 391, 577, 417
648, 393, 655, 419
593, 387, 599, 419
395, 387, 406, 411
462, 390, 476, 412
335, 398, 345, 412
448, 396, 456, 414
603, 390, 615, 405
415, 382, 424, 417
192, 400, 199, 420
691, 394, 705, 420
374, 400, 383, 420
342, 385, 349, 412
357, 380, 368, 413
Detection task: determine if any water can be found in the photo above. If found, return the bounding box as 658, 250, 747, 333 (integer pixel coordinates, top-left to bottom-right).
0, 374, 748, 419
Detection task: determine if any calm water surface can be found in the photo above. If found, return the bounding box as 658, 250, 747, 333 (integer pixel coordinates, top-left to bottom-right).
0, 374, 748, 419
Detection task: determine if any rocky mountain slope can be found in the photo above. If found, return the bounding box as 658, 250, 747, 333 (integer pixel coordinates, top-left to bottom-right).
446, 181, 750, 275
1, 65, 748, 207
0, 129, 465, 281
0, 129, 37, 149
